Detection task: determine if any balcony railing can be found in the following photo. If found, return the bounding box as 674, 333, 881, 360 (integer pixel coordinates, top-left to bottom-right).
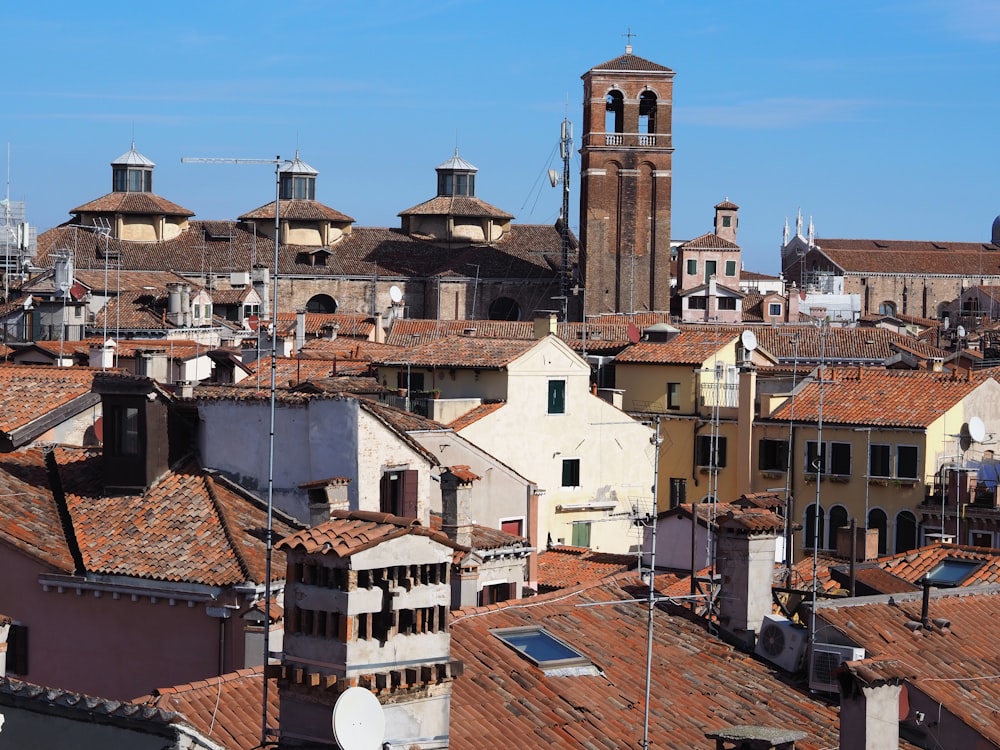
700, 382, 739, 408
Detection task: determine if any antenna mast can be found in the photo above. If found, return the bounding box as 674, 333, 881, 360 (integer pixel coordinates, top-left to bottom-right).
559, 118, 572, 321
181, 154, 290, 748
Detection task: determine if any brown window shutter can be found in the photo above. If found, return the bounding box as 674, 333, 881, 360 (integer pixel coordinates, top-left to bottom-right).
402, 470, 419, 518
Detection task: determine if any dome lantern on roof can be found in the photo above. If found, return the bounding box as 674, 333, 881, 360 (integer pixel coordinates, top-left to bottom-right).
436, 148, 477, 198
279, 150, 318, 201
111, 142, 154, 194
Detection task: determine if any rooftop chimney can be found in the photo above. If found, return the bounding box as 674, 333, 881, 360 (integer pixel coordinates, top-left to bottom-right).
440, 465, 479, 549
533, 311, 558, 339
837, 660, 911, 750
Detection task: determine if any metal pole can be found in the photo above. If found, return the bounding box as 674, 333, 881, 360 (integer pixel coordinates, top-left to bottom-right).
641, 416, 661, 750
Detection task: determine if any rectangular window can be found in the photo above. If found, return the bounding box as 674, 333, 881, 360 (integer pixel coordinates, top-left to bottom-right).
722, 216, 732, 228
193, 304, 201, 320
571, 521, 591, 548
696, 435, 727, 468
479, 582, 516, 606
758, 439, 789, 472
897, 446, 919, 479
667, 382, 681, 410
686, 258, 697, 276
768, 303, 782, 316
704, 260, 717, 283
397, 371, 425, 392
806, 441, 851, 475
501, 518, 524, 536
870, 444, 892, 478
725, 260, 737, 276
379, 469, 418, 518
547, 380, 565, 414
669, 478, 686, 509
116, 406, 140, 456
688, 296, 708, 310
718, 297, 737, 310
561, 458, 581, 487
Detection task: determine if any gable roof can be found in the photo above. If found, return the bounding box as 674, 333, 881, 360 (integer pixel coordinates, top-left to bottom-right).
276, 510, 461, 557
587, 52, 673, 73
0, 448, 299, 585
0, 365, 104, 449
373, 335, 539, 369
679, 231, 741, 250
613, 329, 738, 365
535, 546, 637, 592
748, 325, 950, 364
810, 238, 1000, 276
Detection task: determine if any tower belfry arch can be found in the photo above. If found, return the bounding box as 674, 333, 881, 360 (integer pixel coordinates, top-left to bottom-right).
579, 44, 674, 314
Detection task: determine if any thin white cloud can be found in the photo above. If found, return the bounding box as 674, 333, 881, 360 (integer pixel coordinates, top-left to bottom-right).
678, 98, 871, 129
938, 0, 1000, 42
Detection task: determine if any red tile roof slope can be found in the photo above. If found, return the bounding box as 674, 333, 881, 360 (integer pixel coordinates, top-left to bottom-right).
0, 365, 102, 435
447, 402, 505, 431
0, 448, 298, 585
277, 510, 461, 557
385, 318, 632, 354
749, 325, 949, 363
372, 335, 537, 369
814, 239, 1000, 275
613, 330, 738, 365
449, 573, 842, 749
136, 667, 276, 750
767, 367, 983, 427
536, 546, 637, 592
816, 587, 1000, 745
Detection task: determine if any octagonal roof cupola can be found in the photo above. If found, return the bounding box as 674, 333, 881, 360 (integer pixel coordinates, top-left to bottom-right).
111, 142, 155, 193
279, 151, 318, 201
436, 148, 477, 198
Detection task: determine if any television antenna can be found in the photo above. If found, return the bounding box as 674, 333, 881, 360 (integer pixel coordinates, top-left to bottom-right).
181, 154, 291, 748
331, 687, 385, 750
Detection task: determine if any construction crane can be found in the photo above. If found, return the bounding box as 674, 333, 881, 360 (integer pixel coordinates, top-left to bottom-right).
181, 154, 290, 748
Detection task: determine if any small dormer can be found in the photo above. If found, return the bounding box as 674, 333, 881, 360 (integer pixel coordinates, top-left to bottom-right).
111, 143, 154, 194
436, 149, 477, 197
279, 152, 318, 201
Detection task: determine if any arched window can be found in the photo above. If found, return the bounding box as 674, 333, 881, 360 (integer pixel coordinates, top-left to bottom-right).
868, 508, 888, 555
805, 504, 825, 550
639, 91, 657, 133
895, 510, 918, 553
488, 297, 520, 321
878, 301, 896, 316
605, 90, 624, 134
305, 294, 337, 314
827, 505, 849, 550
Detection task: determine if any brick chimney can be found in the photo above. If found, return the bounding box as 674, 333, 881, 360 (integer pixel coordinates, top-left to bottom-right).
300, 477, 352, 526
440, 465, 480, 548
837, 660, 911, 750
716, 509, 783, 649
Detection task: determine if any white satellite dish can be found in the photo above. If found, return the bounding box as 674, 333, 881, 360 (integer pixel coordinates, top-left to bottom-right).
957, 325, 967, 338
741, 329, 758, 353
547, 169, 560, 188
389, 285, 403, 304
332, 687, 385, 750
969, 416, 987, 443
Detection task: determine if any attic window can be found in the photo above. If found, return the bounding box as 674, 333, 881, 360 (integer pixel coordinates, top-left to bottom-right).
924, 558, 984, 587
491, 626, 595, 673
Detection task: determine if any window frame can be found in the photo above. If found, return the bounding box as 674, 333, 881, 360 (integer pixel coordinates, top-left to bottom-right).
724, 259, 737, 276
666, 382, 681, 410
547, 379, 566, 414
561, 458, 581, 488
686, 258, 697, 276
718, 297, 737, 311
869, 443, 892, 478
768, 302, 782, 316
491, 626, 592, 670
758, 438, 789, 472
696, 434, 727, 468
806, 440, 851, 477
897, 445, 919, 480
688, 296, 708, 310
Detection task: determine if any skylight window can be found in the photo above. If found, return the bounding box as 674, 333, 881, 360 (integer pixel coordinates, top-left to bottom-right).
924, 558, 984, 587
491, 626, 594, 672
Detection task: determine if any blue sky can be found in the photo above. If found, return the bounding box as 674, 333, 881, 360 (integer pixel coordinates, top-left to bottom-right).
2, 0, 998, 274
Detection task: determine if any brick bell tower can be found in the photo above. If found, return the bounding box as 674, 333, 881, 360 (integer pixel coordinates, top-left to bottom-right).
579, 43, 674, 314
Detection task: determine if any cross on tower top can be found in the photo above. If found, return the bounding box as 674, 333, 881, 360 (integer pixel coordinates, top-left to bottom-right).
623, 27, 637, 54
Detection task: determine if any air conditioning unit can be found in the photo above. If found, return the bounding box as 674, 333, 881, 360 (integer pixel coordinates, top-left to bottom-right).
755, 614, 808, 672
808, 643, 866, 693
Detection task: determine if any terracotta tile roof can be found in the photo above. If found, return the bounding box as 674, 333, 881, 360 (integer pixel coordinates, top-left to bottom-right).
362, 399, 446, 433
0, 447, 299, 585
589, 52, 674, 73
1, 676, 180, 728
289, 376, 385, 396
613, 329, 738, 365
245, 356, 339, 384
71, 191, 194, 217
749, 325, 950, 363
299, 338, 404, 361
398, 195, 514, 219
715, 199, 739, 210
136, 667, 276, 750
0, 365, 103, 437
385, 318, 632, 354
239, 198, 354, 222
272, 312, 375, 338
679, 231, 740, 250
767, 366, 983, 427
815, 587, 1000, 745
448, 573, 842, 749
211, 287, 255, 305
812, 238, 1000, 275
536, 546, 637, 592
447, 402, 505, 430
93, 290, 172, 330
741, 270, 780, 281
372, 335, 538, 369
429, 515, 528, 553
276, 510, 460, 557
37, 221, 570, 284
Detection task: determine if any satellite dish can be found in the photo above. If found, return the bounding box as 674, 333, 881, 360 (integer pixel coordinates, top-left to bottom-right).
332, 687, 385, 750
389, 285, 403, 304
547, 169, 560, 188
741, 329, 758, 353
626, 322, 641, 344
969, 416, 987, 443
957, 325, 967, 338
